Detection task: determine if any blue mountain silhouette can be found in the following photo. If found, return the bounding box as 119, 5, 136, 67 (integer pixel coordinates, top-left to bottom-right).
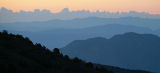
62, 32, 160, 72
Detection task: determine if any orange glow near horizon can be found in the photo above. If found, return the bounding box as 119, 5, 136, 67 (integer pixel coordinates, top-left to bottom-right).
0, 0, 160, 14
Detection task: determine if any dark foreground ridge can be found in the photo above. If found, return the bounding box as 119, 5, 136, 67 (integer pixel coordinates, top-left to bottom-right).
0, 30, 113, 73
0, 30, 153, 73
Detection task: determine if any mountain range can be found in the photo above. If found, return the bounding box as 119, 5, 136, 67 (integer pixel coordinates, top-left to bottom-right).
0, 31, 113, 73
1, 17, 160, 48
1, 24, 157, 48
1, 17, 160, 30
0, 31, 153, 73
1, 10, 160, 72
0, 7, 160, 23
62, 32, 160, 72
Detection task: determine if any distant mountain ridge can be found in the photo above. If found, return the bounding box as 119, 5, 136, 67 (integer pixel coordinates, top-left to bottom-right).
2, 16, 160, 48
0, 7, 160, 23
62, 32, 160, 72
1, 17, 160, 31
2, 24, 156, 48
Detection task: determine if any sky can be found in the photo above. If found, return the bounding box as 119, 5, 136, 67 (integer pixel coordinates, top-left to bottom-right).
0, 0, 160, 14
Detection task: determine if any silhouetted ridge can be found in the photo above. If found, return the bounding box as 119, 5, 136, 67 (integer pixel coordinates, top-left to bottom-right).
0, 30, 113, 73
63, 32, 159, 73
111, 32, 159, 39
87, 37, 107, 41
97, 64, 153, 73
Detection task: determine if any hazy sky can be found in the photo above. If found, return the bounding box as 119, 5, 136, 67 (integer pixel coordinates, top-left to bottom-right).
0, 0, 160, 14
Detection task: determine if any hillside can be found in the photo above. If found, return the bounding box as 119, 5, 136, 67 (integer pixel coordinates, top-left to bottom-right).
0, 31, 113, 73
62, 32, 160, 72
0, 31, 154, 73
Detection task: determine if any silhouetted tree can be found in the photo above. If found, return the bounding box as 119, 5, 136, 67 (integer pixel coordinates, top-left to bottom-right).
86, 62, 94, 68
15, 34, 23, 39
53, 48, 60, 55
2, 30, 8, 35
53, 48, 60, 54
35, 43, 42, 47
25, 37, 33, 44
64, 55, 70, 60
73, 57, 82, 63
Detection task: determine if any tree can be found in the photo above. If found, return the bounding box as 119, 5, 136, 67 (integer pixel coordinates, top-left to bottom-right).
73, 57, 82, 63
35, 43, 42, 47
25, 37, 33, 44
2, 30, 8, 35
86, 62, 94, 68
64, 55, 70, 60
53, 48, 60, 55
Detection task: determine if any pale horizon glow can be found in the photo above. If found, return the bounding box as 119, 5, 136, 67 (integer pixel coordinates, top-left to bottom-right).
0, 0, 160, 14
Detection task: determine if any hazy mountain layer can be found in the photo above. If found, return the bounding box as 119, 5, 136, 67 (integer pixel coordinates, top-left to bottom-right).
1, 24, 157, 48
1, 17, 160, 31
62, 32, 160, 72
